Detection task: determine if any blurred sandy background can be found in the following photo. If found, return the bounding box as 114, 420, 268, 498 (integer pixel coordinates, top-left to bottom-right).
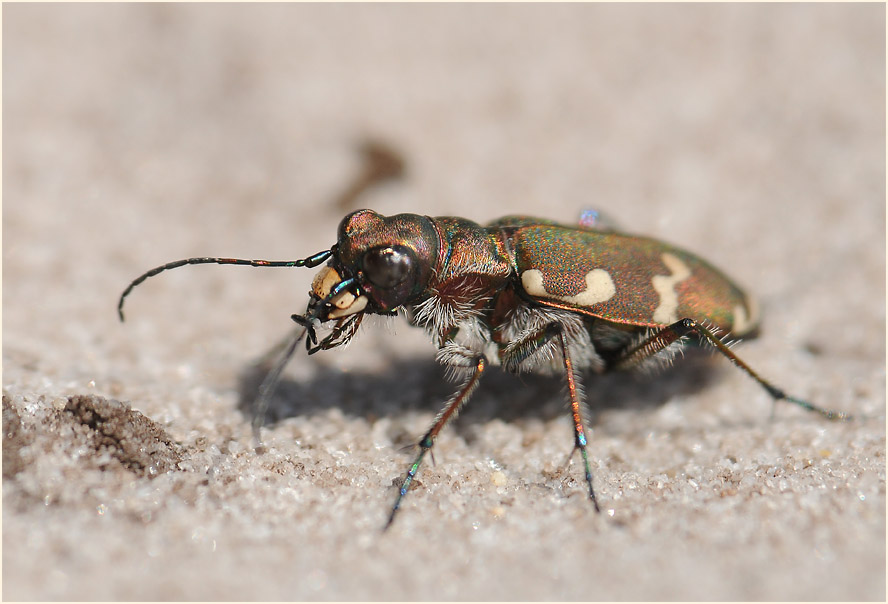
3, 4, 885, 600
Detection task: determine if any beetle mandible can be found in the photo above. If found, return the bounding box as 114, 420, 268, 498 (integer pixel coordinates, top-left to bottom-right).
118, 209, 849, 528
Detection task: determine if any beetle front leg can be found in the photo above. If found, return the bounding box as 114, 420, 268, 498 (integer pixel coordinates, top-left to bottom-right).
500, 322, 601, 514
386, 348, 488, 529
250, 326, 308, 447
615, 318, 851, 421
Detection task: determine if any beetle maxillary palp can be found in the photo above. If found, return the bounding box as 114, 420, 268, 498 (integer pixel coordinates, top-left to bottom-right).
291, 314, 320, 346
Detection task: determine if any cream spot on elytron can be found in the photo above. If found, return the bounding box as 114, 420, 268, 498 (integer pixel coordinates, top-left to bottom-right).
521, 268, 616, 306
732, 296, 759, 335
652, 252, 692, 324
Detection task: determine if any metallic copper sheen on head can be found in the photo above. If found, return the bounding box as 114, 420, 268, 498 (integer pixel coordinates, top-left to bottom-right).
336, 210, 438, 310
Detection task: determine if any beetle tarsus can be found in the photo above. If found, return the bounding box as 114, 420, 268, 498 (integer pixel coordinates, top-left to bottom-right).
385, 445, 429, 531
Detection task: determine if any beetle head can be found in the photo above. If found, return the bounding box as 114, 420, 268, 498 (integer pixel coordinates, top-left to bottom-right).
304, 210, 438, 322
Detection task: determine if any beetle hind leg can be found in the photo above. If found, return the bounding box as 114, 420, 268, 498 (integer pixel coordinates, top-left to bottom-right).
614, 318, 851, 421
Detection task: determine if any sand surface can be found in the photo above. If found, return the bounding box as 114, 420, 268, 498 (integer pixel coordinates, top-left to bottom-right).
3, 4, 885, 600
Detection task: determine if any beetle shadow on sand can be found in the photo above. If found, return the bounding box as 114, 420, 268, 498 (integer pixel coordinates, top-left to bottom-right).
236, 346, 723, 444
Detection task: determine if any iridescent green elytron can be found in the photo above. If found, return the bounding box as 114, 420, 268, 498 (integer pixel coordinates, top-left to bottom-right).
118, 209, 850, 529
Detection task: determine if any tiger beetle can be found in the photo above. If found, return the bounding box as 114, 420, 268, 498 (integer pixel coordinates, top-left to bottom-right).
118, 209, 850, 528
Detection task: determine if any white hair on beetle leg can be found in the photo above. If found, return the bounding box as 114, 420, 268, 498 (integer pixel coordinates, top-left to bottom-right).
622, 327, 688, 375
436, 340, 484, 383
499, 304, 604, 375
411, 293, 482, 347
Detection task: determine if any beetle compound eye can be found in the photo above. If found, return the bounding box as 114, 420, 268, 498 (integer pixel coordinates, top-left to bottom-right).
363, 246, 414, 288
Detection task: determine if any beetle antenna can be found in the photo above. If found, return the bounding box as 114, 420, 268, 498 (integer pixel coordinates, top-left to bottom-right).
117, 249, 333, 321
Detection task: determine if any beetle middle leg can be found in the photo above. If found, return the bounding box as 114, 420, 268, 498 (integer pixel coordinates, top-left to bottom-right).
501, 322, 601, 513
386, 347, 488, 529
614, 318, 851, 421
